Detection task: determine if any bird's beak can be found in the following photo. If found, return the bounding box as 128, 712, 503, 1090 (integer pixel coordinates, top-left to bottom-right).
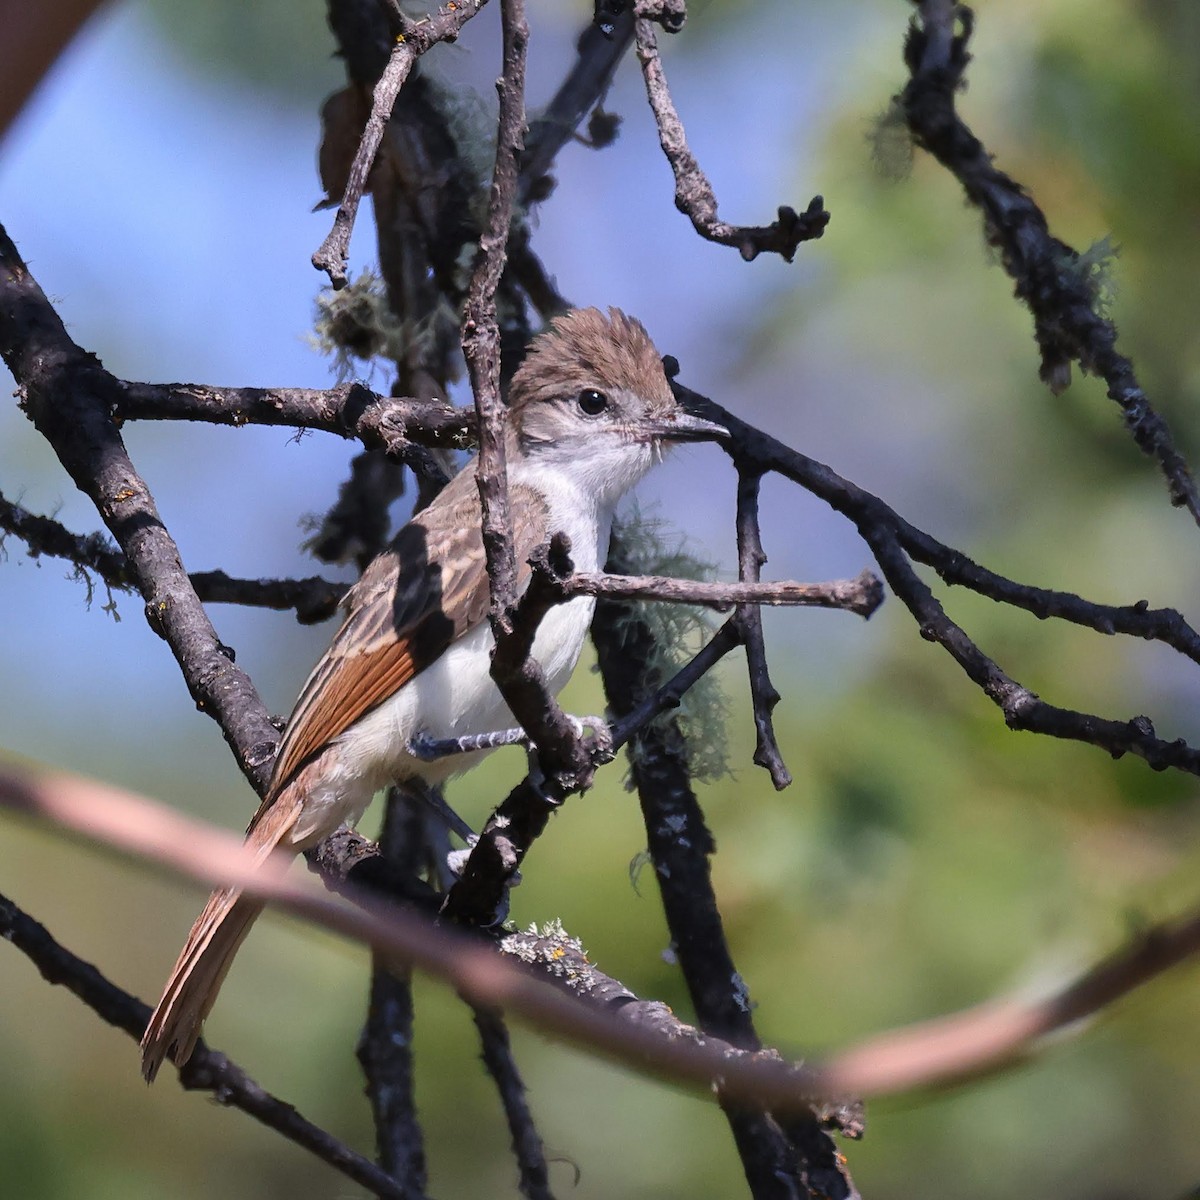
641, 410, 729, 443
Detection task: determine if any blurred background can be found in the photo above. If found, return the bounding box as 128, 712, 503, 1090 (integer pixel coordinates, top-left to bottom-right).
3, 0, 1200, 1196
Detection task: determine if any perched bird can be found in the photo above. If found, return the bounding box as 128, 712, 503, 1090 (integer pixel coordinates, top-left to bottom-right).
140, 307, 724, 1080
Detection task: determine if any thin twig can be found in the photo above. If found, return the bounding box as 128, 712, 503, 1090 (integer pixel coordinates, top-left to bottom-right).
472, 1007, 555, 1200
0, 891, 409, 1199
313, 0, 489, 287
902, 2, 1200, 528
0, 490, 347, 623
441, 544, 610, 925
561, 567, 883, 616
675, 380, 1200, 777
0, 224, 280, 795
734, 468, 791, 789
609, 617, 743, 751
632, 10, 828, 261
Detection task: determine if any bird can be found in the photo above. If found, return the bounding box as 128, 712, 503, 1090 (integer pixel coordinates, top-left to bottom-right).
140, 306, 725, 1080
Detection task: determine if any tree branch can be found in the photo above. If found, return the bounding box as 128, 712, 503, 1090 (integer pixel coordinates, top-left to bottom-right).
0, 224, 280, 794
593, 532, 858, 1200
0, 762, 831, 1113
675, 379, 1200, 777
472, 1006, 554, 1200
734, 467, 791, 789
461, 0, 527, 634
10, 762, 1200, 1111
0, 890, 410, 1199
0, 490, 347, 623
313, 0, 489, 287
518, 5, 634, 205
901, 1, 1200, 528
114, 380, 473, 450
560, 566, 884, 616
632, 7, 828, 261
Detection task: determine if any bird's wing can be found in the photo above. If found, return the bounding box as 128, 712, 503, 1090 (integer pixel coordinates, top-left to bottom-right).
257, 468, 550, 818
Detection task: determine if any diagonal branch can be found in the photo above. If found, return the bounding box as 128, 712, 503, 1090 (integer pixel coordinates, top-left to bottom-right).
313, 0, 490, 287
0, 761, 829, 1113
10, 763, 1200, 1113
0, 224, 280, 794
901, 1, 1200, 528
633, 8, 829, 261
0, 891, 410, 1199
518, 5, 634, 205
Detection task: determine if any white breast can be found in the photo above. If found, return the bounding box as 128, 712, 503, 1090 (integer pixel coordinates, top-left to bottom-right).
293, 465, 613, 841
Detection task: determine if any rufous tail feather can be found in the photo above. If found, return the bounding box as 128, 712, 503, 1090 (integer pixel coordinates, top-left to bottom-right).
140, 889, 265, 1081
140, 788, 301, 1082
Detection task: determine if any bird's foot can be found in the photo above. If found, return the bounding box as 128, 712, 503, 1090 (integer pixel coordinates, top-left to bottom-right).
407, 727, 530, 761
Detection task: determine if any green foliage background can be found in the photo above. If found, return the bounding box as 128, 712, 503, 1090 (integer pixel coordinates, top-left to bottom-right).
3, 1, 1200, 1197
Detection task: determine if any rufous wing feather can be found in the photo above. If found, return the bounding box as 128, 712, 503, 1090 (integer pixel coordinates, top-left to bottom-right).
143, 465, 552, 1077
264, 471, 549, 803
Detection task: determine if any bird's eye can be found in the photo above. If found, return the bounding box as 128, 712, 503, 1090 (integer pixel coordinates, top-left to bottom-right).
576, 388, 608, 417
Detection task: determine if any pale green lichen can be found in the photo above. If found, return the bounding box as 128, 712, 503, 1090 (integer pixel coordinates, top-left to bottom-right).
868, 98, 914, 182
1065, 235, 1119, 320
311, 270, 407, 379
311, 271, 461, 384
608, 507, 731, 785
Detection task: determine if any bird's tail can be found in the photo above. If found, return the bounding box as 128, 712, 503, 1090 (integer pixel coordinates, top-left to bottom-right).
141, 791, 300, 1082
140, 887, 264, 1081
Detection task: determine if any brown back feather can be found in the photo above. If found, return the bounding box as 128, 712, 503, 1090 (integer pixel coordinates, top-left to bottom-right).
256, 466, 549, 820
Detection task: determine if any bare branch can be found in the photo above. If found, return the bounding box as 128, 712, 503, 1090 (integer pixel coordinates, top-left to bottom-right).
115, 380, 473, 451
633, 9, 828, 261
11, 762, 1200, 1124
675, 380, 1200, 777
357, 793, 431, 1194
0, 486, 129, 593
457, 2, 599, 810
0, 762, 829, 1114
592, 536, 858, 1200
0, 891, 409, 1199
561, 566, 884, 616
0, 490, 347, 624
608, 616, 743, 752
822, 902, 1200, 1097
901, 2, 1200, 528
899, 528, 1200, 667
519, 6, 635, 205
734, 468, 791, 789
313, 0, 490, 287
472, 1007, 554, 1200
0, 224, 279, 794
462, 0, 528, 634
